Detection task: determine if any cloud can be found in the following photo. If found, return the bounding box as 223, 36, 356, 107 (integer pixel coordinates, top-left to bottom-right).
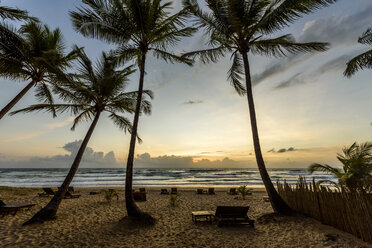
0, 140, 118, 168
299, 5, 372, 46
134, 153, 249, 168
252, 6, 372, 87
273, 52, 355, 90
183, 100, 204, 105
268, 147, 296, 153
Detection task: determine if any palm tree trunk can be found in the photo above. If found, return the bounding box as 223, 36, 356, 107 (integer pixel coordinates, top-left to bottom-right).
124, 52, 154, 222
0, 80, 35, 120
241, 51, 291, 213
23, 112, 101, 225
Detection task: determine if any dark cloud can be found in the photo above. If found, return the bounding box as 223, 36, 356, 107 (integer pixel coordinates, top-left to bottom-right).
252, 6, 372, 87
298, 5, 372, 46
274, 73, 304, 90
0, 140, 118, 168
183, 100, 203, 105
274, 53, 355, 90
267, 147, 296, 153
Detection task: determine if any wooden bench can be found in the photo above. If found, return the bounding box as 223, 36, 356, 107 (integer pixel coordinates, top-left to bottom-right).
133, 191, 146, 201
214, 206, 255, 227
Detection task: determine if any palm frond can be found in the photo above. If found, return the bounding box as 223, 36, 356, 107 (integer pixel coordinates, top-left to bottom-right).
344, 49, 372, 77
251, 34, 328, 57
308, 163, 342, 176
182, 46, 230, 64
152, 48, 193, 66
227, 52, 246, 95
358, 28, 372, 45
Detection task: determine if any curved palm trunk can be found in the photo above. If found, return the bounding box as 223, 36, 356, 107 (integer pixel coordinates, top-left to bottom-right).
124, 52, 154, 222
241, 51, 291, 213
0, 80, 35, 120
23, 112, 101, 225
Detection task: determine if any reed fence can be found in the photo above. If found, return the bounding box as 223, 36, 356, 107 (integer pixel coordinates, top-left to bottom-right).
277, 178, 372, 243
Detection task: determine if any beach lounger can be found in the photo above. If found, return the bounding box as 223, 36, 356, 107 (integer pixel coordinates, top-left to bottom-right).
139, 188, 146, 193
38, 187, 56, 197
64, 191, 81, 199
0, 200, 35, 217
160, 189, 169, 195
214, 206, 255, 227
171, 188, 178, 195
196, 189, 204, 194
228, 188, 238, 195
133, 191, 146, 201
208, 188, 215, 195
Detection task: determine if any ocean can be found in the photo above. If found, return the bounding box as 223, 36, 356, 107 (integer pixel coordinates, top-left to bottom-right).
0, 168, 336, 188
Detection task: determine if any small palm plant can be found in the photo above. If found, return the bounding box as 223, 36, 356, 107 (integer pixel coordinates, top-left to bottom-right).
238, 185, 251, 200
344, 28, 372, 77
0, 21, 76, 120
183, 0, 336, 213
104, 189, 118, 203
309, 142, 372, 194
15, 48, 152, 225
169, 194, 178, 207
71, 0, 196, 221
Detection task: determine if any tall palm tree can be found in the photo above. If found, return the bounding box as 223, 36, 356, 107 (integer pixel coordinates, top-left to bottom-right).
344, 28, 372, 77
309, 142, 372, 194
13, 48, 153, 225
183, 0, 336, 213
0, 21, 75, 120
70, 0, 196, 220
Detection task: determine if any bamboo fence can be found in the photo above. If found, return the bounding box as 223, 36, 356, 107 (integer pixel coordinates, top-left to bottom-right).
277, 177, 372, 243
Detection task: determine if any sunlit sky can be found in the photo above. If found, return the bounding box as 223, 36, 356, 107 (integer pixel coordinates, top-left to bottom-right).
0, 0, 372, 168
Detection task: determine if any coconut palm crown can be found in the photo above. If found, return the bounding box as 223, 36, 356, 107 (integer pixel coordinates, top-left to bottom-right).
309, 142, 372, 194
183, 0, 337, 213
13, 47, 153, 225
344, 28, 372, 77
0, 21, 76, 120
70, 0, 196, 221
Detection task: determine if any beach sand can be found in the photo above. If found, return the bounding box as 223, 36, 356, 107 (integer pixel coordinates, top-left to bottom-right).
0, 187, 370, 248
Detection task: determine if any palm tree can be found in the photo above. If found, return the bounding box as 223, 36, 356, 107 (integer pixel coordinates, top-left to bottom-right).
309, 142, 372, 194
0, 21, 75, 120
70, 0, 196, 221
0, 1, 36, 21
344, 28, 372, 77
183, 0, 336, 213
13, 48, 153, 225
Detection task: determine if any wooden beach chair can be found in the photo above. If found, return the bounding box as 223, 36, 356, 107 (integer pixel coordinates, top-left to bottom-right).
133, 191, 146, 201
38, 187, 56, 197
208, 188, 215, 195
171, 188, 178, 195
64, 191, 81, 199
0, 200, 35, 217
228, 188, 238, 195
214, 206, 255, 227
160, 189, 169, 195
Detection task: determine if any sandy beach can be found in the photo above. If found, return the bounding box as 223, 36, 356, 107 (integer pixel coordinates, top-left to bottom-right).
0, 187, 370, 248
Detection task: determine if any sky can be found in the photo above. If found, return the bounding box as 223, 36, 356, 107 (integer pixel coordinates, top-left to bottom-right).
0, 0, 372, 169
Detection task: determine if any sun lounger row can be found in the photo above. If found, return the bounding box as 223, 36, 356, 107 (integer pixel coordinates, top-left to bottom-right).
196, 188, 215, 194
38, 187, 80, 198
160, 188, 178, 195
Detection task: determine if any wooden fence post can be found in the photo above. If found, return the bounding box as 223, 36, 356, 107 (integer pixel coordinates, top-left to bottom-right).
313, 178, 324, 224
